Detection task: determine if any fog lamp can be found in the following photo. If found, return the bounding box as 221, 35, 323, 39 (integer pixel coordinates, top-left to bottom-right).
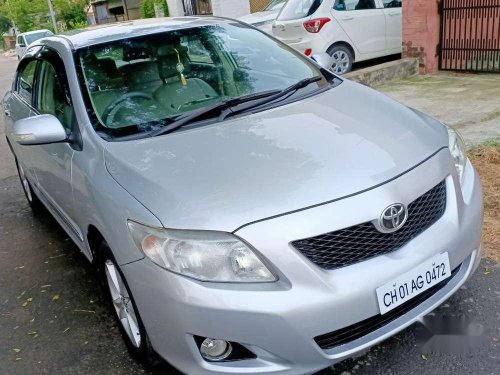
200, 338, 232, 361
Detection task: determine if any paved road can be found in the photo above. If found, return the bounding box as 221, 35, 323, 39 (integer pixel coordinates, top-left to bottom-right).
1, 54, 499, 375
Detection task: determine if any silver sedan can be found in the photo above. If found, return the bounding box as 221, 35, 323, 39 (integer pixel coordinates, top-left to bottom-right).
3, 17, 483, 375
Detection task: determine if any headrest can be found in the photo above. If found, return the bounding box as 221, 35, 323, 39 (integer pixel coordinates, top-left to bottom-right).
97, 58, 120, 77
121, 61, 161, 85
82, 54, 116, 91
123, 45, 152, 62
157, 45, 190, 80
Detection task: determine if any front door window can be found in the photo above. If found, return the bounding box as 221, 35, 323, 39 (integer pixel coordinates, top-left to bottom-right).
36, 60, 74, 132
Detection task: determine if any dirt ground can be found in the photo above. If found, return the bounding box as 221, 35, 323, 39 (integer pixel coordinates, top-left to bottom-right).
469, 141, 500, 261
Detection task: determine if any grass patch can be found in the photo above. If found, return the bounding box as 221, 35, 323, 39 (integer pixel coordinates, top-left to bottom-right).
469, 141, 500, 261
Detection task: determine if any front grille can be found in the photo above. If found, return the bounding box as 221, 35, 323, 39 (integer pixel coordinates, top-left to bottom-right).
314, 265, 461, 350
291, 180, 447, 270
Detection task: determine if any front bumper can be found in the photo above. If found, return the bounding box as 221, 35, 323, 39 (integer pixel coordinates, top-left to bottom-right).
122, 150, 483, 375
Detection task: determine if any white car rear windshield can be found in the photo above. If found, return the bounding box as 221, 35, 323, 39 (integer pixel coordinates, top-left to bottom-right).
264, 0, 287, 11
277, 0, 324, 21
25, 31, 53, 45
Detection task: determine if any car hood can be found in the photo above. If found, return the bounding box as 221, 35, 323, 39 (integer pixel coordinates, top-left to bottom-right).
239, 11, 279, 25
105, 80, 448, 232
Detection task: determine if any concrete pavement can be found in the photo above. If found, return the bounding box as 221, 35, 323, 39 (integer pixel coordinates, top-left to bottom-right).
0, 54, 498, 374
378, 73, 500, 146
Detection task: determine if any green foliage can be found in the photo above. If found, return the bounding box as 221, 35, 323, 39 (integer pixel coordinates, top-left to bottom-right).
0, 13, 11, 33
141, 0, 169, 19
53, 0, 88, 30
0, 0, 88, 33
0, 0, 51, 33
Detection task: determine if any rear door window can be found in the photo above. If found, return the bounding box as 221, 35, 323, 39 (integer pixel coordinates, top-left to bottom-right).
277, 0, 324, 21
382, 0, 402, 8
36, 60, 74, 131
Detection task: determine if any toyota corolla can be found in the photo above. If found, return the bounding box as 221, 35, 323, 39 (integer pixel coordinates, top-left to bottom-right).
3, 17, 483, 375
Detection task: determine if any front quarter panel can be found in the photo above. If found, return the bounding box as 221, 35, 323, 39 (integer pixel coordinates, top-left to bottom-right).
70, 129, 163, 265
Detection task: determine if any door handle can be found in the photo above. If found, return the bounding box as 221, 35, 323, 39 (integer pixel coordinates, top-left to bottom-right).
388, 12, 399, 16
341, 16, 354, 21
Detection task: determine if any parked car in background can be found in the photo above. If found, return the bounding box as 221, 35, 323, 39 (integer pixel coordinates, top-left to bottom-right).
239, 0, 287, 34
3, 16, 482, 375
15, 29, 53, 59
273, 0, 402, 74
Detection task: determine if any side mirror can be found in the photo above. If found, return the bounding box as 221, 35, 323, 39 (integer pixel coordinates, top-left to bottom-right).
12, 114, 67, 146
311, 53, 333, 71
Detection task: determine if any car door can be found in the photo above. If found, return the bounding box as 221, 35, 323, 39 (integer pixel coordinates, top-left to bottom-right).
381, 0, 402, 52
331, 0, 386, 55
5, 56, 40, 179
29, 47, 82, 241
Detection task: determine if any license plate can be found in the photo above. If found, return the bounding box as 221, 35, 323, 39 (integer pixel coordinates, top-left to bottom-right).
376, 253, 451, 315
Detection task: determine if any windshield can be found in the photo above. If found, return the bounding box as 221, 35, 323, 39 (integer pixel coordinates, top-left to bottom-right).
25, 31, 53, 45
77, 23, 327, 137
277, 0, 323, 20
264, 0, 286, 11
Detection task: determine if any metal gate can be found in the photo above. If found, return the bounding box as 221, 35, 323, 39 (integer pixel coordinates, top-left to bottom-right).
439, 0, 500, 72
183, 0, 213, 16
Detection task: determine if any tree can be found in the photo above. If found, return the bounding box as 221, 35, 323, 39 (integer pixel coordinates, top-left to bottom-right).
52, 0, 88, 30
0, 0, 50, 33
141, 0, 169, 18
0, 13, 11, 33
0, 0, 88, 33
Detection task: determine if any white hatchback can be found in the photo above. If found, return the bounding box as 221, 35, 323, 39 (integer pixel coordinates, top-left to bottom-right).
272, 0, 402, 74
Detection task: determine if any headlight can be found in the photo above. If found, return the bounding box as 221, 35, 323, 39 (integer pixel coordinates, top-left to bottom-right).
128, 221, 277, 283
447, 127, 467, 184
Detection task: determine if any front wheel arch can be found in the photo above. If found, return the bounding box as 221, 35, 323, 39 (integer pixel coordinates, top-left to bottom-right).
87, 224, 107, 265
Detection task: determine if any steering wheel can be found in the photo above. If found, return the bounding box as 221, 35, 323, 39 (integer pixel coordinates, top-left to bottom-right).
101, 92, 153, 126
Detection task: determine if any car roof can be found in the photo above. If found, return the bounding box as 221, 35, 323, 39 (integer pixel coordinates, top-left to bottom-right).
57, 16, 235, 49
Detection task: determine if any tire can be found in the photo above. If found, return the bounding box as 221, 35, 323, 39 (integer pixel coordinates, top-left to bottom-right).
327, 45, 354, 75
97, 242, 160, 367
15, 159, 44, 213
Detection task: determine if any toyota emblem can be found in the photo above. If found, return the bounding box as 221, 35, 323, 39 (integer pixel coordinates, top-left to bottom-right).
379, 204, 408, 233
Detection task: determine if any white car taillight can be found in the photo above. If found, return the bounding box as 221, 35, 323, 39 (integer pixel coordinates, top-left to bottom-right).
303, 18, 331, 33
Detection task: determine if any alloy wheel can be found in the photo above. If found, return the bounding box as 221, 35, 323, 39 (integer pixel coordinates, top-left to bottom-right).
105, 259, 142, 348
330, 50, 350, 75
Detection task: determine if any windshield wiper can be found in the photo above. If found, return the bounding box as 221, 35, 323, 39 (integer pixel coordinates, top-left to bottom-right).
147, 76, 321, 138
217, 76, 322, 121
149, 89, 281, 138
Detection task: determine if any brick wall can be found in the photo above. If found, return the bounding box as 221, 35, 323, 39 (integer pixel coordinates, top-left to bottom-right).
250, 0, 270, 12
402, 0, 441, 74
